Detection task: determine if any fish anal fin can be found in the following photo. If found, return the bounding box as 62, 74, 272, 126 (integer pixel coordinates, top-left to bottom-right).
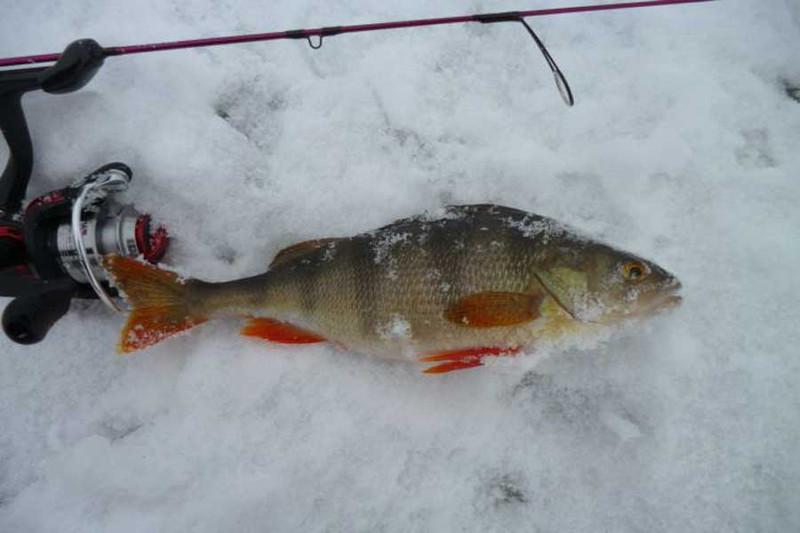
241, 317, 326, 344
444, 291, 543, 328
270, 238, 340, 269
420, 346, 520, 374
423, 359, 484, 374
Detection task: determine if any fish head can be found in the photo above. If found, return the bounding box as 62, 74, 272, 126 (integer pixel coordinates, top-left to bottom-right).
535, 242, 682, 323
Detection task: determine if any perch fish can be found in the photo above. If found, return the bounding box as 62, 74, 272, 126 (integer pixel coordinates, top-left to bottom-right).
104, 204, 681, 373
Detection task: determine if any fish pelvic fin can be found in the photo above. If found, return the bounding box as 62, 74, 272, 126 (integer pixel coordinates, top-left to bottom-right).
103, 254, 208, 353
420, 346, 520, 374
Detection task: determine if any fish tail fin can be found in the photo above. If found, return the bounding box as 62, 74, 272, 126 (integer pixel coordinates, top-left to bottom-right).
104, 254, 208, 353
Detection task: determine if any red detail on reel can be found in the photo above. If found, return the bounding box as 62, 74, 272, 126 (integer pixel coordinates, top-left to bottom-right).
25, 191, 66, 213
135, 214, 169, 264
12, 265, 36, 279
0, 226, 23, 241
0, 226, 27, 272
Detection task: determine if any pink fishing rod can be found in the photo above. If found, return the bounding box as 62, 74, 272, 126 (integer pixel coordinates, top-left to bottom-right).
0, 0, 714, 68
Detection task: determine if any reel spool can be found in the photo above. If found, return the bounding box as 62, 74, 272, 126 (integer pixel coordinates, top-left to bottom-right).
41, 164, 167, 311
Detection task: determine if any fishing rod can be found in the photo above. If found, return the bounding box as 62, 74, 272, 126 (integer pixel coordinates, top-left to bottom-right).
0, 0, 714, 68
0, 0, 714, 346
0, 0, 715, 108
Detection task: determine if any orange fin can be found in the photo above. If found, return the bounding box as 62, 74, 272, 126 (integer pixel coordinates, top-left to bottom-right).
423, 359, 484, 374
103, 254, 207, 353
120, 312, 208, 353
241, 317, 326, 344
444, 291, 543, 328
420, 346, 520, 374
270, 238, 340, 269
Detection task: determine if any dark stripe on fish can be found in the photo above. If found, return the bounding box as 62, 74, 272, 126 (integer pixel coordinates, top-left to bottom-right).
348, 236, 380, 337
425, 219, 469, 301
507, 231, 534, 289
296, 260, 320, 317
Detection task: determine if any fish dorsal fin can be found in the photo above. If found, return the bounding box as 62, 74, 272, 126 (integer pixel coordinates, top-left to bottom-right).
269, 238, 340, 269
444, 291, 543, 328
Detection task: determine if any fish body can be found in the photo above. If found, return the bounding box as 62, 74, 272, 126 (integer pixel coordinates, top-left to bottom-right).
105, 204, 681, 372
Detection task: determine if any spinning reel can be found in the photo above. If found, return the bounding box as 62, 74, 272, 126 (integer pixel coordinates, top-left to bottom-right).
0, 40, 167, 345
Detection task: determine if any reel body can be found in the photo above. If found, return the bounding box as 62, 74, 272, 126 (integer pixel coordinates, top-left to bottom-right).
0, 164, 167, 344
0, 41, 168, 345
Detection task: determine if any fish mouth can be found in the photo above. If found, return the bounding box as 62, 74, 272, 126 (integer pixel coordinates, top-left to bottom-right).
661, 294, 683, 307
651, 294, 682, 313
618, 275, 682, 320
641, 283, 683, 316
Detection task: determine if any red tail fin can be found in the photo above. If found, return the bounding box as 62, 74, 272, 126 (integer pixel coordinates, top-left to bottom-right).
104, 254, 207, 353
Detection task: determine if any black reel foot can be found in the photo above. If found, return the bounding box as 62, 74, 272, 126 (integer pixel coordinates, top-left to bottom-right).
2, 281, 75, 344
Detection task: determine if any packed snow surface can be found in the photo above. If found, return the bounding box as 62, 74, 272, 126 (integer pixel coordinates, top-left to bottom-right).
2, 1, 799, 531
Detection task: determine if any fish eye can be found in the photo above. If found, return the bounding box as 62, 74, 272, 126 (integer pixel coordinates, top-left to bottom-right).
622, 260, 648, 282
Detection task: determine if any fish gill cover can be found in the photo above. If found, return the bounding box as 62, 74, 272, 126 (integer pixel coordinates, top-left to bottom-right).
1, 1, 799, 532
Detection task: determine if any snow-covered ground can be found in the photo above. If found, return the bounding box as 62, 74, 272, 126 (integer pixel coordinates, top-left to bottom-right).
2, 0, 799, 531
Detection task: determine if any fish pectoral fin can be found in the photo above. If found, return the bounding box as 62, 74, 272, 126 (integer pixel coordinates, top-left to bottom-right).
240, 317, 326, 344
444, 291, 543, 328
419, 346, 520, 374
269, 238, 340, 269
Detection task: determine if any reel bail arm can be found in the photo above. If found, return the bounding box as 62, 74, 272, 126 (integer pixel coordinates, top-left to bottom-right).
69, 165, 132, 313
